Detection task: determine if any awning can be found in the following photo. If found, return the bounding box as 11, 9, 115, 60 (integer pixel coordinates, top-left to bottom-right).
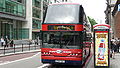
0, 12, 27, 22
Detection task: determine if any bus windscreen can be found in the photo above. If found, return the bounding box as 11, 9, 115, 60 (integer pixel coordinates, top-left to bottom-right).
42, 32, 82, 49
44, 4, 80, 23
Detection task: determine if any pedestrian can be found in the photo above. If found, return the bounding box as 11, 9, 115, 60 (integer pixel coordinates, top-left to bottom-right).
37, 36, 39, 45
4, 36, 9, 47
111, 40, 117, 59
117, 38, 120, 53
35, 39, 37, 45
110, 40, 113, 58
29, 40, 32, 45
115, 38, 119, 53
10, 39, 14, 47
0, 37, 5, 47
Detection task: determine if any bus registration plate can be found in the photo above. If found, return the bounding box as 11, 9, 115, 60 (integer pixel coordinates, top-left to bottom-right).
55, 60, 65, 63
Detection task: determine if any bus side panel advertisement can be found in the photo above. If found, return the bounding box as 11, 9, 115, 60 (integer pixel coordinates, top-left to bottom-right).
95, 31, 108, 66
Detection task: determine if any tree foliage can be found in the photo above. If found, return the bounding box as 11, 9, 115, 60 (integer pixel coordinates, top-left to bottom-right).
88, 16, 98, 31
88, 16, 97, 26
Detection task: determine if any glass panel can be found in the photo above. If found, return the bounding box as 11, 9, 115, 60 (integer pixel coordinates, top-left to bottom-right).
18, 4, 23, 16
9, 24, 13, 39
32, 23, 38, 29
13, 28, 17, 40
32, 0, 41, 8
44, 4, 79, 23
0, 0, 5, 12
0, 0, 26, 17
5, 1, 15, 13
21, 28, 29, 39
32, 19, 41, 29
17, 0, 23, 3
0, 23, 13, 39
61, 32, 81, 49
43, 32, 82, 49
33, 8, 41, 18
43, 32, 60, 48
14, 28, 29, 39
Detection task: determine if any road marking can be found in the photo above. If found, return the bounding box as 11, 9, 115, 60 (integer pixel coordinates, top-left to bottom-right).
0, 52, 40, 65
37, 64, 51, 68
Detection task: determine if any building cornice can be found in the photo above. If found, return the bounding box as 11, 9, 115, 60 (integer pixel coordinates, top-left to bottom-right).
0, 12, 26, 21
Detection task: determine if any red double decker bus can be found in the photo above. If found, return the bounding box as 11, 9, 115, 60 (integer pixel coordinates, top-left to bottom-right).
41, 3, 92, 66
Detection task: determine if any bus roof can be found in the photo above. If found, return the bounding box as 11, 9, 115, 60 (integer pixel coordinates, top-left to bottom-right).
49, 3, 81, 6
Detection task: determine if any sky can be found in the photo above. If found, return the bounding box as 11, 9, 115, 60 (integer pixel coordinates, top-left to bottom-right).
72, 0, 107, 23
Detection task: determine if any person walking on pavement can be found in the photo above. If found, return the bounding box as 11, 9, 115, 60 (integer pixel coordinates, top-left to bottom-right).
10, 39, 14, 47
114, 38, 119, 53
117, 38, 120, 53
111, 40, 117, 59
0, 37, 5, 47
4, 36, 9, 47
35, 39, 38, 45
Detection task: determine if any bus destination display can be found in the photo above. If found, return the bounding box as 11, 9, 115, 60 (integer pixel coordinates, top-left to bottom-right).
48, 25, 75, 30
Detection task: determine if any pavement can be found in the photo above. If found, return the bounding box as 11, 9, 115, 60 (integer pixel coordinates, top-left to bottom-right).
87, 53, 120, 68
110, 53, 120, 68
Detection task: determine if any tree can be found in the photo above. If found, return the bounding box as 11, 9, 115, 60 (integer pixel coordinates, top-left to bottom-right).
88, 16, 97, 25
88, 16, 98, 31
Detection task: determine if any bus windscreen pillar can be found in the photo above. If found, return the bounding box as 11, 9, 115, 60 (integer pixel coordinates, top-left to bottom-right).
93, 24, 110, 68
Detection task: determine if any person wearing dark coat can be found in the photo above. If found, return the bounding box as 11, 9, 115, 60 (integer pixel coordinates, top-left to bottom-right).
4, 38, 8, 47
111, 40, 117, 59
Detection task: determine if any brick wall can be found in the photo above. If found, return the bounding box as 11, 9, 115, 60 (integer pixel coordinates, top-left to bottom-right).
114, 12, 120, 38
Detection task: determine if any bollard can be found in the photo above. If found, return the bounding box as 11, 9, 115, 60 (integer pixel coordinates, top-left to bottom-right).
4, 45, 5, 55
35, 44, 36, 50
29, 44, 30, 51
40, 41, 41, 49
22, 44, 23, 52
14, 44, 15, 53
39, 44, 41, 49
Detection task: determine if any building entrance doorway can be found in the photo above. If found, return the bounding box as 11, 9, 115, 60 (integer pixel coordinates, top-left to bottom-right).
0, 22, 13, 39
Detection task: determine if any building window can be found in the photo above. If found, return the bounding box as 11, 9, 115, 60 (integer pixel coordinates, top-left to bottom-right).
32, 0, 41, 8
0, 0, 5, 11
17, 0, 22, 3
32, 19, 41, 29
21, 28, 29, 39
33, 8, 41, 18
11, 0, 25, 4
0, 0, 25, 17
14, 28, 29, 39
5, 2, 14, 13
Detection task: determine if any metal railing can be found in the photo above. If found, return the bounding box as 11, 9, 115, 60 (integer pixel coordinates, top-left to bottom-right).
0, 43, 41, 56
